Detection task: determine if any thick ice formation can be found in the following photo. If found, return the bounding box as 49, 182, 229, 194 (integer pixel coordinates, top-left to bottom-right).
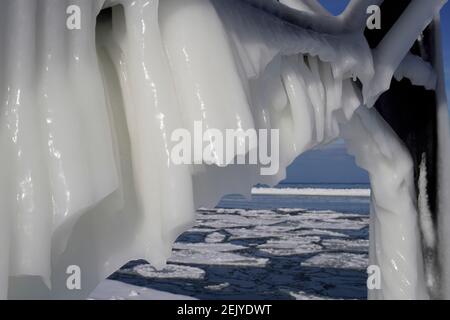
0, 0, 448, 300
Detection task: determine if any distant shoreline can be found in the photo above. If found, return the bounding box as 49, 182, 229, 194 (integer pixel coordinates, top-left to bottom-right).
251, 187, 371, 197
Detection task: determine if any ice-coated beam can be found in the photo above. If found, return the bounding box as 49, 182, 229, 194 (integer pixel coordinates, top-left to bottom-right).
394, 53, 437, 90
241, 0, 347, 34
432, 16, 450, 299
365, 0, 447, 106
342, 107, 427, 299
341, 0, 384, 30
280, 0, 333, 16
269, 0, 385, 32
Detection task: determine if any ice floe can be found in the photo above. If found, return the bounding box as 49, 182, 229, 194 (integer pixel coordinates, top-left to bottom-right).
110, 206, 369, 299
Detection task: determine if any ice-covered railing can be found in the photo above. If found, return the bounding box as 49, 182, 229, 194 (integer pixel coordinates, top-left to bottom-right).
0, 0, 448, 300
364, 0, 446, 106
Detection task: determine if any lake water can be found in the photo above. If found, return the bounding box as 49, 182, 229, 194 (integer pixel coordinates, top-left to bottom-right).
111, 183, 371, 300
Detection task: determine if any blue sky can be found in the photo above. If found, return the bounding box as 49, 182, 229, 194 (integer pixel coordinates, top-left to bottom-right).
284, 141, 369, 184
318, 0, 350, 15
285, 1, 450, 184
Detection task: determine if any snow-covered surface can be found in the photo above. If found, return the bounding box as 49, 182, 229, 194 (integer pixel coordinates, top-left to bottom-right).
251, 187, 370, 197
302, 253, 368, 270
90, 280, 195, 300
120, 264, 206, 280
418, 154, 439, 295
